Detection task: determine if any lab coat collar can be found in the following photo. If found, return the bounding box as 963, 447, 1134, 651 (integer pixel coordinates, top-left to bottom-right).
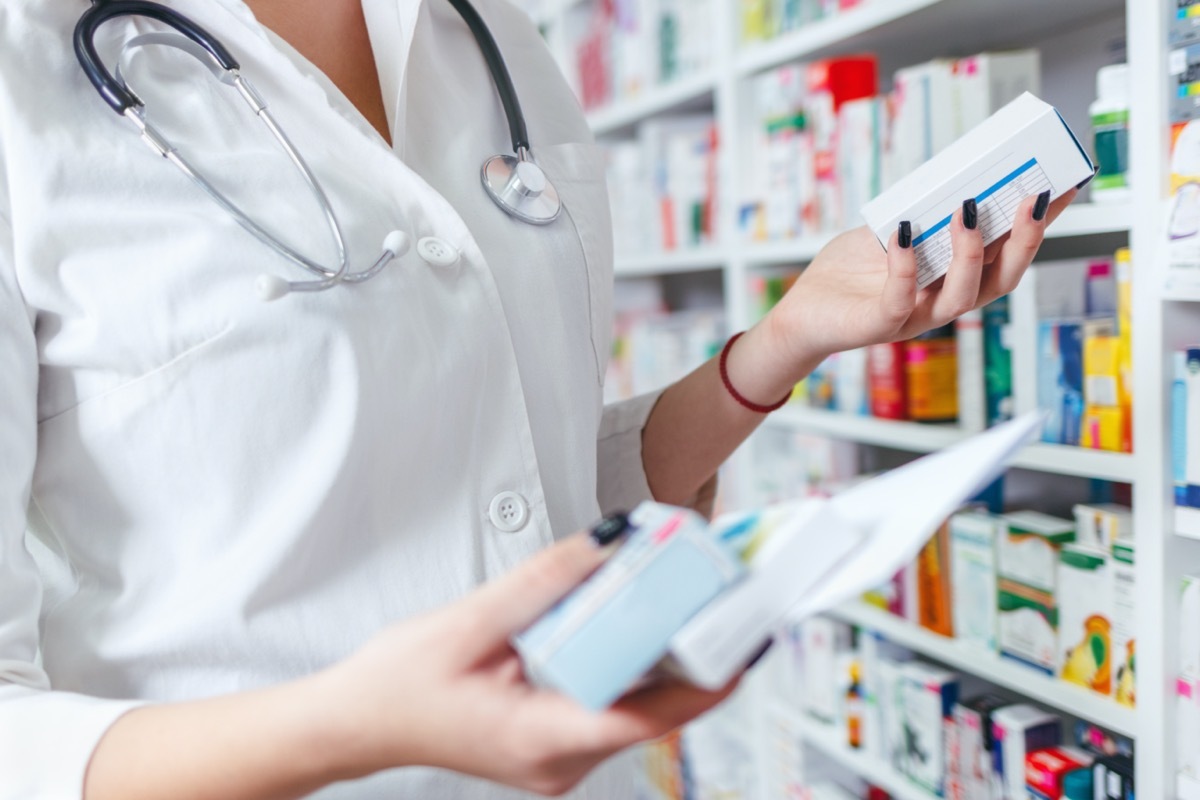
195, 0, 423, 155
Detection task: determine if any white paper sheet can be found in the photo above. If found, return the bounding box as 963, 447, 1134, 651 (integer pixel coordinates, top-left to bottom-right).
671, 412, 1042, 688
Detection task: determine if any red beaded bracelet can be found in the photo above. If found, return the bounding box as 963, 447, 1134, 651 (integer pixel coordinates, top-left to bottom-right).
719, 332, 791, 414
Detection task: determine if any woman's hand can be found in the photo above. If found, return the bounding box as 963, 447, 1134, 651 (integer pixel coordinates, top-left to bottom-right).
759, 189, 1078, 382
320, 533, 737, 796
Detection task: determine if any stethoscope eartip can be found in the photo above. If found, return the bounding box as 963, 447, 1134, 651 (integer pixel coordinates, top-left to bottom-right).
256, 274, 291, 302
382, 230, 411, 257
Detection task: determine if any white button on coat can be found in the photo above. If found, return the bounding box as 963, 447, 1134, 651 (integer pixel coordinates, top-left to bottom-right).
488, 491, 529, 532
416, 235, 459, 267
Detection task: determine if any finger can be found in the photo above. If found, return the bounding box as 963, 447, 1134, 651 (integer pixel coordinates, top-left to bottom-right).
587, 678, 740, 752
880, 223, 918, 331
931, 200, 984, 324
460, 533, 609, 645
1042, 187, 1079, 227
980, 191, 1052, 300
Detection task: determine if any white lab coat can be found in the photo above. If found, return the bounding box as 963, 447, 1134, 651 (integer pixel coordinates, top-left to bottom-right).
0, 0, 662, 797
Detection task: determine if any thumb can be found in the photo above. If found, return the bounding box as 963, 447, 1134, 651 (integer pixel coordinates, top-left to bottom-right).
459, 532, 611, 646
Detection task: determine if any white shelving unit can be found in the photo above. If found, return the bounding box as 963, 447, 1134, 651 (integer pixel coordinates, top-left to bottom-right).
527, 0, 1176, 796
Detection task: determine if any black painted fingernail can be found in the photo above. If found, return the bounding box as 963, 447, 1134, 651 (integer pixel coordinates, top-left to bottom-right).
898, 220, 912, 249
963, 198, 978, 230
1032, 190, 1051, 222
746, 637, 775, 669
1076, 166, 1100, 190
590, 512, 632, 546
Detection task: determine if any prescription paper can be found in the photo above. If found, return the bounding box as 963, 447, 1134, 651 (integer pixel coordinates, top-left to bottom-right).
862, 93, 1094, 289
670, 412, 1042, 689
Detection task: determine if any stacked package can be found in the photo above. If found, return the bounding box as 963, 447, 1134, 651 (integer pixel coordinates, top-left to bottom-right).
866, 504, 1135, 709
570, 0, 713, 112
606, 115, 719, 256
740, 51, 1040, 243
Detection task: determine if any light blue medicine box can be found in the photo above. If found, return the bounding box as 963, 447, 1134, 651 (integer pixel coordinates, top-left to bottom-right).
513, 503, 744, 710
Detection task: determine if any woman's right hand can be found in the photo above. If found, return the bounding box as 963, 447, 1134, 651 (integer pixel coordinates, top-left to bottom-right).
317, 533, 738, 796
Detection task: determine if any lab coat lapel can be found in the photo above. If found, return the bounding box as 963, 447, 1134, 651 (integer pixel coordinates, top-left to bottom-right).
362, 0, 424, 157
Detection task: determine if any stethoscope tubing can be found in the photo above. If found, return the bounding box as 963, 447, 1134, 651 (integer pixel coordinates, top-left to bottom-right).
76, 0, 240, 114
74, 0, 559, 299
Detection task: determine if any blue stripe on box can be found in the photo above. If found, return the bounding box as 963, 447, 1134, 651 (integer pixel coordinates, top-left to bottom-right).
911, 158, 1039, 247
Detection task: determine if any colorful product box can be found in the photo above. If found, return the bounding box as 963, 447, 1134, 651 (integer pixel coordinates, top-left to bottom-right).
799, 616, 854, 723
998, 580, 1059, 675
992, 705, 1061, 800
1071, 504, 1132, 551
952, 51, 1041, 135
917, 520, 954, 637
997, 511, 1073, 675
878, 655, 914, 774
901, 662, 959, 796
1115, 248, 1133, 453
998, 511, 1076, 592
1038, 320, 1085, 446
1188, 348, 1200, 507
950, 511, 1002, 652
1111, 537, 1136, 707
1183, 574, 1200, 680
1056, 544, 1112, 696
867, 341, 907, 420
954, 694, 1009, 800
1072, 720, 1134, 759
906, 328, 959, 422
1081, 317, 1123, 452
1179, 675, 1200, 780
859, 632, 913, 762
983, 296, 1014, 426
1092, 755, 1134, 800
1173, 0, 1200, 47
1026, 747, 1094, 800
1171, 43, 1200, 125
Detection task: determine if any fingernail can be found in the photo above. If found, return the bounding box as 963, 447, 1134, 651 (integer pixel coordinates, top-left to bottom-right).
746, 637, 775, 669
1033, 190, 1051, 222
962, 198, 978, 231
1076, 166, 1100, 190
590, 512, 632, 547
898, 220, 912, 249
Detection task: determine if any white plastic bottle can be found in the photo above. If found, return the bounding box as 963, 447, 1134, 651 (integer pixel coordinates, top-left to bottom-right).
1089, 64, 1131, 203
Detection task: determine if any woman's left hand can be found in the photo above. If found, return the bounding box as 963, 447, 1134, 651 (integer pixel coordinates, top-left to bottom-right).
759, 189, 1078, 381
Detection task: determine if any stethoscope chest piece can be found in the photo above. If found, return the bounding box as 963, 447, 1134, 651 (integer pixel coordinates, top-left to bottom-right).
481, 152, 560, 225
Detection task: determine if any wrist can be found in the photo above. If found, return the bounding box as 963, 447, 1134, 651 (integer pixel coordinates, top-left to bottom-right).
291, 668, 389, 784
752, 310, 828, 387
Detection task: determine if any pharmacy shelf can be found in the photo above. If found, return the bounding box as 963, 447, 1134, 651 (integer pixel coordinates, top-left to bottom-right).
741, 234, 839, 266
766, 406, 964, 452
1010, 444, 1136, 483
1048, 203, 1133, 238
1176, 506, 1200, 541
733, 0, 1125, 80
614, 247, 727, 277
766, 407, 1135, 481
586, 70, 716, 136
734, 0, 943, 77
785, 711, 934, 800
827, 601, 1139, 737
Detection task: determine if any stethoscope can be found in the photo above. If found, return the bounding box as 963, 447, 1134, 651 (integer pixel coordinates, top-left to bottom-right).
74, 0, 562, 301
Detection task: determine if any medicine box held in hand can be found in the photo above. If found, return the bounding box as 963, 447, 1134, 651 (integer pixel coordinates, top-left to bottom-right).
512, 503, 743, 710
862, 92, 1094, 290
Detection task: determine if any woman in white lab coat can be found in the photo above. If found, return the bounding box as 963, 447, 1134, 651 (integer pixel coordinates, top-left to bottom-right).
0, 1, 1075, 798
